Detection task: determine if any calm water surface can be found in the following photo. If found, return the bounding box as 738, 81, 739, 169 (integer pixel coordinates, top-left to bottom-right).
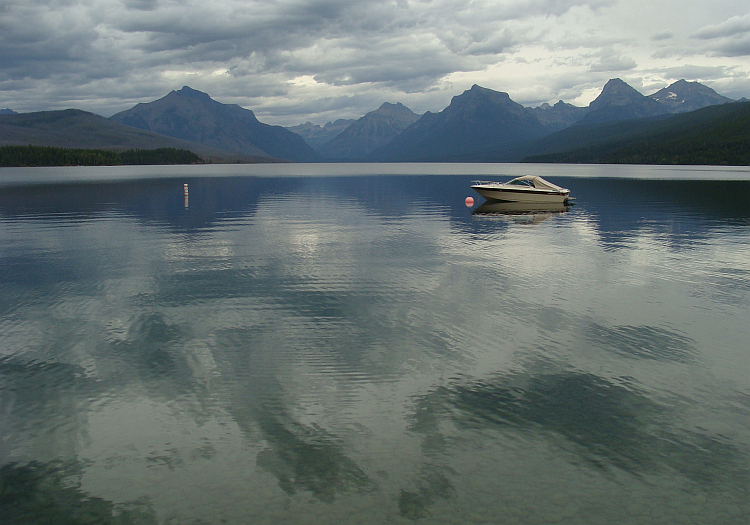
1, 164, 748, 524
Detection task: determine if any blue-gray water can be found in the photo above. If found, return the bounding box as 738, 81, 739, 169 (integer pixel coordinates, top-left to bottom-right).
0, 164, 748, 524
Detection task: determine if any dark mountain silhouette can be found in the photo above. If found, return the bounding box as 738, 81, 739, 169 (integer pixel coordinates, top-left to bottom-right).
577, 78, 669, 124
0, 109, 17, 115
110, 86, 320, 162
531, 100, 589, 132
523, 101, 750, 165
369, 85, 549, 161
319, 102, 420, 159
649, 79, 734, 113
287, 119, 355, 150
0, 109, 273, 163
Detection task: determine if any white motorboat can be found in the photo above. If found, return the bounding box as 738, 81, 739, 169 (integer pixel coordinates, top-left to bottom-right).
471, 176, 571, 203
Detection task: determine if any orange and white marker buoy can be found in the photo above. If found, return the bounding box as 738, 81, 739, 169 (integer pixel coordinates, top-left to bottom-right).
465, 196, 475, 207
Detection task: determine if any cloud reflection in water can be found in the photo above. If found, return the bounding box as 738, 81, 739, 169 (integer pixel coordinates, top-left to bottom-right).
1, 172, 749, 523
409, 370, 749, 487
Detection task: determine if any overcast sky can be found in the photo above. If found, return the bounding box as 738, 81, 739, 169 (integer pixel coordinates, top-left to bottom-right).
1, 0, 749, 125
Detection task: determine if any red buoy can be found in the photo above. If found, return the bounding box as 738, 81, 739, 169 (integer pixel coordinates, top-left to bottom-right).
465, 196, 475, 207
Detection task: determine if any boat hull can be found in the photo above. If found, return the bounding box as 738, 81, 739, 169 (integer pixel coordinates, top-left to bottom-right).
471, 186, 570, 203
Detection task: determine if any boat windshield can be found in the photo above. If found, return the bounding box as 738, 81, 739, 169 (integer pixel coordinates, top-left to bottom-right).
507, 179, 535, 187
506, 176, 565, 191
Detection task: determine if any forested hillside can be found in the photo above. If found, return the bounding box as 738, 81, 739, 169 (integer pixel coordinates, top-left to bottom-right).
0, 145, 202, 167
523, 102, 750, 165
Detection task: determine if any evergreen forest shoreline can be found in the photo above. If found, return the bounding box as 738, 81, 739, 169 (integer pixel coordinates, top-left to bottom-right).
0, 145, 203, 167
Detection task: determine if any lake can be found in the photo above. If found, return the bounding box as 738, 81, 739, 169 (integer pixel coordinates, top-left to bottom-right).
0, 164, 748, 524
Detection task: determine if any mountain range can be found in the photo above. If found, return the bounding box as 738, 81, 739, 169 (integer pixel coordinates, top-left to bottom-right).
292, 78, 739, 162
0, 79, 745, 165
363, 78, 742, 162
0, 109, 273, 163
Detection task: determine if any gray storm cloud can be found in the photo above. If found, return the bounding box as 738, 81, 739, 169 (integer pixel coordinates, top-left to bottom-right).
0, 0, 748, 124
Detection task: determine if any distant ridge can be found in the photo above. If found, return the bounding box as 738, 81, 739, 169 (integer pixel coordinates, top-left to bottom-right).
648, 79, 734, 113
287, 119, 356, 150
531, 101, 588, 132
369, 85, 549, 161
111, 86, 321, 162
578, 78, 669, 124
319, 102, 420, 159
0, 109, 277, 163
522, 101, 750, 165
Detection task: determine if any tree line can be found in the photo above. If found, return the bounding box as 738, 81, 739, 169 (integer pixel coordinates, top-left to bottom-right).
523, 101, 750, 166
0, 145, 202, 167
